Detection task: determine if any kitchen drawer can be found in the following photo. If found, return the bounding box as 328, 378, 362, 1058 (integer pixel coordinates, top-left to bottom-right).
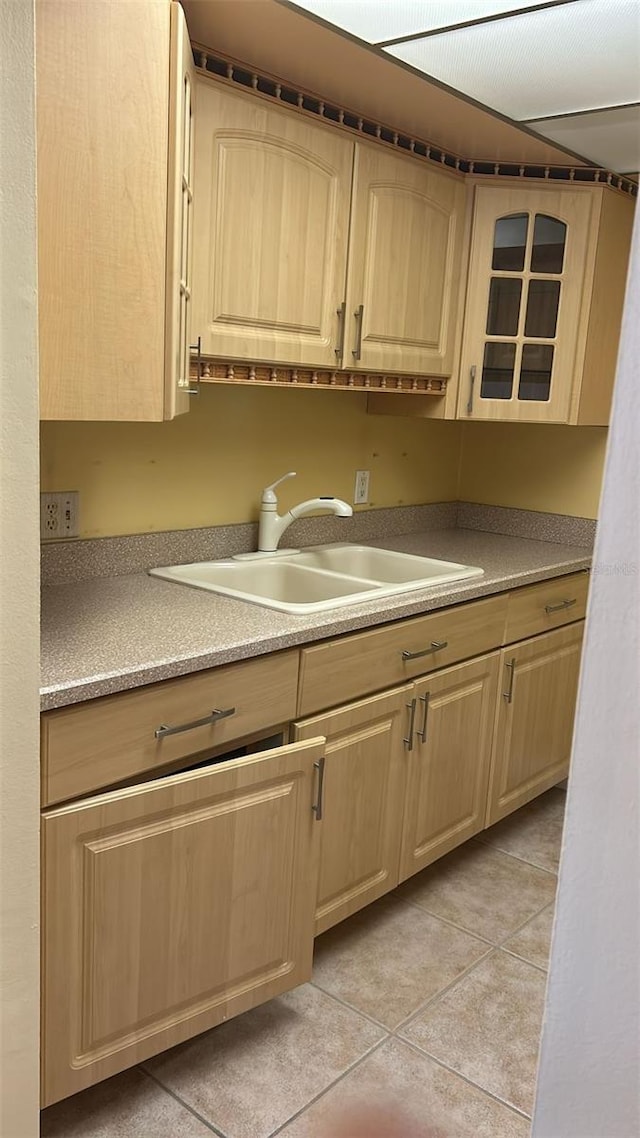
297, 595, 508, 716
504, 572, 588, 644
41, 650, 299, 806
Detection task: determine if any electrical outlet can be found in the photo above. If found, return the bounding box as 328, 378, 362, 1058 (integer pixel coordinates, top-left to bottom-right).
354, 469, 370, 506
40, 491, 79, 540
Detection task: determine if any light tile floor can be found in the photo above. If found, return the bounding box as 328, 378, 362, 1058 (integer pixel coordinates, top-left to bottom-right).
41, 787, 566, 1138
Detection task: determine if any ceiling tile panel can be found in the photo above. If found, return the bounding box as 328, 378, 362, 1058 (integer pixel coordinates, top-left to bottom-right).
385, 0, 640, 120
289, 0, 550, 45
528, 105, 640, 172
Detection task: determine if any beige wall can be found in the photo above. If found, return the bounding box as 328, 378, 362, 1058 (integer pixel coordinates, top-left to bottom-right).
40, 384, 463, 537
40, 386, 608, 536
459, 421, 607, 519
0, 1, 41, 1134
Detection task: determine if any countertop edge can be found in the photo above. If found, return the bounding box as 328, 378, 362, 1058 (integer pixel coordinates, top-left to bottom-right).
40, 554, 591, 711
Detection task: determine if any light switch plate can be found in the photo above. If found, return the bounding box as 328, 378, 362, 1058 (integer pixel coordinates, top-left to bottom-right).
40, 491, 79, 540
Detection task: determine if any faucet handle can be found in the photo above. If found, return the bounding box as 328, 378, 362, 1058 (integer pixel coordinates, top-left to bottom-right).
262, 471, 296, 504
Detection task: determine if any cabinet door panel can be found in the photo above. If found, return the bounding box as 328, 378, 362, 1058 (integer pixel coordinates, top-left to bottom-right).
36, 0, 170, 421
293, 687, 412, 934
400, 654, 499, 881
164, 1, 195, 419
346, 144, 466, 375
193, 82, 352, 367
459, 185, 594, 423
42, 738, 323, 1106
486, 623, 584, 825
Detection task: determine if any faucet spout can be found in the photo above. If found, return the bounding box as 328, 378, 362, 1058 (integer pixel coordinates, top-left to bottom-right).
257, 477, 353, 552
289, 497, 353, 521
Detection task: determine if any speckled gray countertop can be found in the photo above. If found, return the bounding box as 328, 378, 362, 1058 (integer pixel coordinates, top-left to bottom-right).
41, 529, 591, 710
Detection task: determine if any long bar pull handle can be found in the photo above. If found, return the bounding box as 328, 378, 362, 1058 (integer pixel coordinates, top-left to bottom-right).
352, 304, 364, 361
466, 364, 476, 415
188, 335, 202, 395
503, 659, 516, 704
154, 706, 235, 739
404, 698, 417, 750
545, 598, 577, 614
312, 756, 326, 820
417, 693, 430, 744
335, 301, 346, 363
402, 640, 448, 662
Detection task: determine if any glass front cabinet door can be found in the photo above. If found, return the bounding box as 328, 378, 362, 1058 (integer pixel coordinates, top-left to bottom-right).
458, 185, 595, 423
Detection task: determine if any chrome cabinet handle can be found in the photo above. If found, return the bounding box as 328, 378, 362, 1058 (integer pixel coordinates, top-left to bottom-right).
352, 304, 364, 361
335, 301, 346, 362
188, 335, 202, 395
154, 706, 235, 739
404, 698, 417, 750
545, 598, 577, 614
417, 693, 429, 744
466, 364, 476, 415
402, 640, 448, 662
312, 756, 326, 820
502, 659, 516, 704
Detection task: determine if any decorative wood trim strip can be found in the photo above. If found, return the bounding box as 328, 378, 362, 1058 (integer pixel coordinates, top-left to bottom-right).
192, 43, 637, 199
192, 359, 447, 396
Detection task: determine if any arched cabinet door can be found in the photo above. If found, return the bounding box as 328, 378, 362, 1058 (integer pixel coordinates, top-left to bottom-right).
458, 186, 594, 423
192, 82, 353, 368
345, 144, 467, 376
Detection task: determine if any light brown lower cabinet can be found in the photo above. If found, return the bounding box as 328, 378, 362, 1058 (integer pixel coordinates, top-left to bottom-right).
399, 652, 500, 882
292, 686, 413, 935
41, 737, 324, 1107
485, 622, 584, 825
40, 589, 587, 1107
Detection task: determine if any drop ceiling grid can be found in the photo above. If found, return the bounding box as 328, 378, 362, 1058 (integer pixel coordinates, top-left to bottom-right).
290, 0, 640, 172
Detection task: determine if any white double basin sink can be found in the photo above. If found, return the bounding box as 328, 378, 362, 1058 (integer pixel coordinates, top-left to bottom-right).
150, 544, 484, 615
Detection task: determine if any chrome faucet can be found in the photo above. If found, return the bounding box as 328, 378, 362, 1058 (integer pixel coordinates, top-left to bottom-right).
258, 472, 353, 552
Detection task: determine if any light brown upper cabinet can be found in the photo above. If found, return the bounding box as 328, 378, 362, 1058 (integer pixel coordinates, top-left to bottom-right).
192, 79, 467, 376
37, 1, 194, 421
192, 82, 354, 369
458, 182, 634, 425
345, 145, 466, 376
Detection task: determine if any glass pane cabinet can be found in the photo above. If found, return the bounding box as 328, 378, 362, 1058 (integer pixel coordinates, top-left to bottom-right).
459, 186, 596, 423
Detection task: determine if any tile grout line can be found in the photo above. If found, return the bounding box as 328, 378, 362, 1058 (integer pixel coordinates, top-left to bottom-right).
392, 891, 502, 946
391, 884, 557, 961
392, 946, 498, 1035
472, 833, 560, 875
499, 944, 550, 975
309, 979, 392, 1033
140, 1064, 229, 1138
397, 1035, 533, 1123
393, 892, 555, 1037
267, 1035, 390, 1138
473, 838, 560, 875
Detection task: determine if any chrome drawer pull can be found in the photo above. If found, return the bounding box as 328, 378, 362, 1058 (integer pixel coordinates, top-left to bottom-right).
404, 698, 417, 751
466, 364, 476, 415
503, 659, 516, 704
352, 303, 364, 360
154, 706, 236, 739
545, 598, 577, 614
312, 756, 326, 821
402, 640, 448, 662
417, 693, 429, 744
335, 301, 346, 362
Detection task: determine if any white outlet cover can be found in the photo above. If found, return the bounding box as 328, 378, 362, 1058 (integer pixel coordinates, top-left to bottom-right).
40, 491, 79, 540
354, 470, 370, 505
